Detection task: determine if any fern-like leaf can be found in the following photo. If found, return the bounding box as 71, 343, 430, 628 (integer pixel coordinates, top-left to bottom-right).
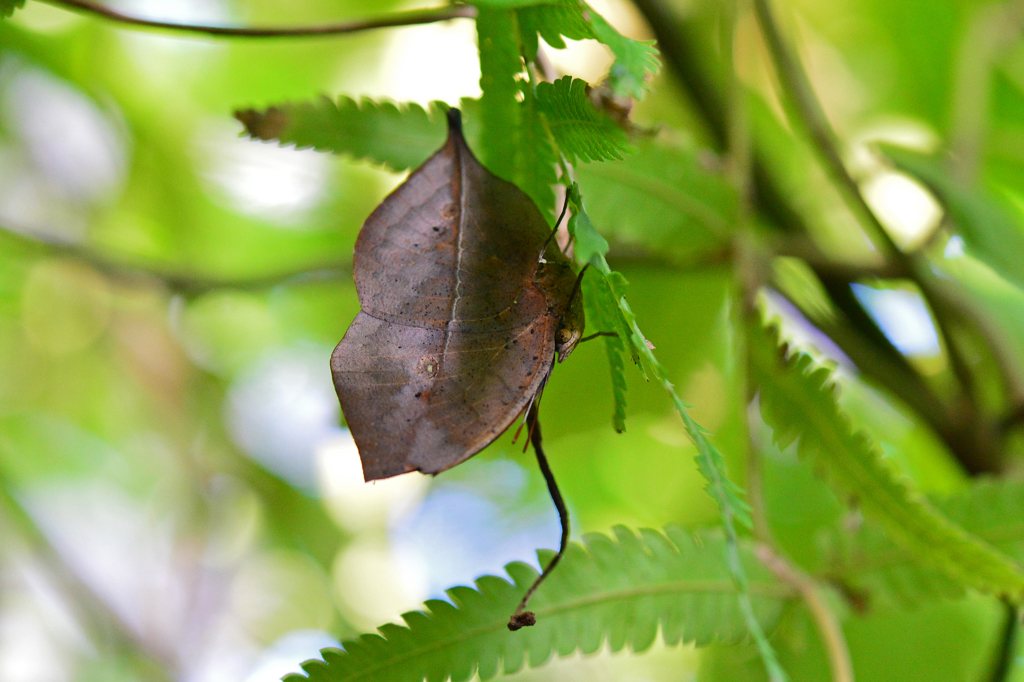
476, 7, 524, 184
823, 478, 1024, 609
581, 268, 628, 432
285, 526, 790, 682
234, 97, 448, 172
584, 8, 660, 99
1, 0, 24, 18
749, 317, 1024, 601
515, 83, 558, 219
517, 1, 593, 61
536, 76, 633, 163
512, 0, 660, 98
569, 185, 787, 680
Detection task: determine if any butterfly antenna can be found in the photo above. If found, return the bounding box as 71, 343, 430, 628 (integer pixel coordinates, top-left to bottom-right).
566, 263, 589, 310
508, 401, 570, 631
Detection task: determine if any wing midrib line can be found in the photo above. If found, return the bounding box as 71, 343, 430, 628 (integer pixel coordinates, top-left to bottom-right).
440, 139, 467, 370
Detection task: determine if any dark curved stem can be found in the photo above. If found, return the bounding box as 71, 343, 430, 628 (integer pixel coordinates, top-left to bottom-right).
987, 599, 1019, 682
580, 331, 619, 343
36, 0, 475, 38
508, 403, 570, 630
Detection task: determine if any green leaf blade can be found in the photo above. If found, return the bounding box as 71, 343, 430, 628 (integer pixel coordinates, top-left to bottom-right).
583, 7, 660, 99
287, 527, 789, 682
536, 76, 633, 164
581, 268, 628, 432
475, 7, 524, 183
750, 316, 1024, 600
234, 97, 447, 172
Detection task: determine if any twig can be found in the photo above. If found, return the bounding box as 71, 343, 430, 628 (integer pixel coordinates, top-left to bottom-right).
757, 544, 855, 682
35, 0, 475, 38
750, 0, 997, 470
0, 470, 175, 671
0, 226, 348, 295
509, 402, 569, 630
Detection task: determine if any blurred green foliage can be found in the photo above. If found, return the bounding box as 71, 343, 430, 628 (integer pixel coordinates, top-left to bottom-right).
6, 0, 1024, 681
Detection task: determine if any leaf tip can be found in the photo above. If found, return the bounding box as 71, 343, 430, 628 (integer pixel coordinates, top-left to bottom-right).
234, 106, 288, 141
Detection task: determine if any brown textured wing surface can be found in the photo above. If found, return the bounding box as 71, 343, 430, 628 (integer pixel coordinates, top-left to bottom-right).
331, 297, 556, 480
351, 119, 551, 332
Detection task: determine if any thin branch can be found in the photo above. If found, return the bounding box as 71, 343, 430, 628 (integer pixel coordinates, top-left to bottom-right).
0, 470, 175, 672
757, 544, 855, 682
0, 226, 348, 295
509, 402, 570, 631
35, 0, 475, 38
750, 0, 1000, 471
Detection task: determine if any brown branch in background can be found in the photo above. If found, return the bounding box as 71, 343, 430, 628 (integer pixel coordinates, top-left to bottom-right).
756, 545, 856, 682
0, 226, 348, 296
35, 0, 475, 38
509, 402, 570, 631
750, 0, 1009, 473
746, 407, 854, 682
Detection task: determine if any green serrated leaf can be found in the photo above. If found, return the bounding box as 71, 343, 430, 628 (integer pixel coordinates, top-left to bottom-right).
536, 76, 633, 164
881, 144, 1024, 292
750, 316, 1024, 601
568, 186, 783, 680
581, 268, 628, 432
517, 0, 594, 61
234, 97, 447, 172
517, 83, 558, 217
1, 0, 24, 18
476, 8, 524, 184
832, 479, 1024, 609
583, 6, 660, 99
511, 0, 660, 98
284, 526, 790, 682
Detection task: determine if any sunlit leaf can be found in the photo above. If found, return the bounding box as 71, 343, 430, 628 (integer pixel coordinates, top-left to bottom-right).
536, 76, 633, 163
234, 97, 447, 172
475, 7, 524, 183
513, 0, 660, 98
284, 526, 790, 682
750, 317, 1024, 601
581, 268, 628, 432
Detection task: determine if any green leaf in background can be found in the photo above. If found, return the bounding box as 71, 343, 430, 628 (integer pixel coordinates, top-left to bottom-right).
517, 1, 594, 62
536, 76, 633, 164
880, 143, 1024, 292
284, 526, 790, 682
750, 317, 1024, 601
234, 97, 447, 172
513, 0, 660, 98
584, 7, 660, 99
825, 479, 1024, 609
0, 0, 24, 19
575, 136, 736, 260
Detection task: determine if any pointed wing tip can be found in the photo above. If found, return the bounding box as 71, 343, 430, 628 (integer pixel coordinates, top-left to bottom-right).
446, 107, 463, 137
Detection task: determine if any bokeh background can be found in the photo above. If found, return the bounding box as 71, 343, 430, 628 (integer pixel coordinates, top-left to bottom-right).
4, 0, 1024, 680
